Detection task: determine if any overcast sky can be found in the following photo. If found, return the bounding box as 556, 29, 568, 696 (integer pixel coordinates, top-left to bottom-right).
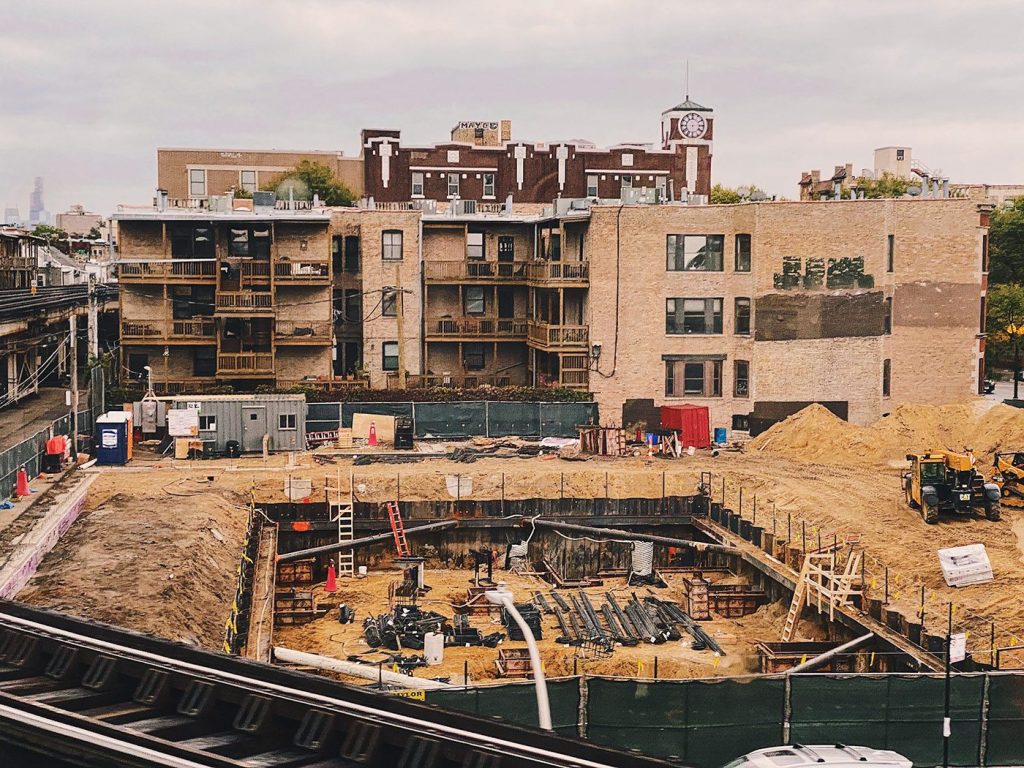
2, 0, 1022, 217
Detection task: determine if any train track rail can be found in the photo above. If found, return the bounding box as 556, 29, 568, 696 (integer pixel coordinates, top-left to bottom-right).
0, 601, 678, 768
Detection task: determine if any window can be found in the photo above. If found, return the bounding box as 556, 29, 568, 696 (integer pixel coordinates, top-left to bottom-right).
896, 149, 905, 161
192, 348, 215, 376
464, 342, 485, 370
127, 353, 148, 382
173, 286, 213, 319
620, 174, 633, 190
278, 413, 297, 430
735, 298, 751, 335
483, 173, 495, 198
382, 289, 398, 317
189, 168, 206, 197
474, 127, 484, 139
548, 232, 561, 261
467, 232, 485, 260
382, 230, 403, 260
344, 235, 360, 272
980, 295, 987, 334
884, 296, 893, 334
411, 172, 424, 197
666, 298, 723, 334
332, 236, 344, 271
170, 225, 214, 259
464, 286, 485, 315
667, 235, 725, 271
587, 174, 599, 197
982, 234, 989, 272
734, 360, 750, 398
447, 172, 460, 198
239, 170, 257, 193
883, 358, 891, 397
382, 341, 399, 371
655, 176, 667, 199
887, 234, 895, 273
343, 289, 361, 322
621, 153, 634, 167
735, 234, 751, 272
665, 359, 723, 397
229, 226, 271, 258
199, 415, 217, 431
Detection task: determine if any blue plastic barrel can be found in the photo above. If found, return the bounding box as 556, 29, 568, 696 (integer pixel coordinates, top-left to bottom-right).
713, 427, 727, 444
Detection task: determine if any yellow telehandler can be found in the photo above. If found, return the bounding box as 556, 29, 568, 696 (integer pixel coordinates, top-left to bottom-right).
903, 450, 1001, 524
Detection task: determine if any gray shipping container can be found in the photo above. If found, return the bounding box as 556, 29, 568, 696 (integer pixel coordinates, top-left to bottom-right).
169, 394, 306, 454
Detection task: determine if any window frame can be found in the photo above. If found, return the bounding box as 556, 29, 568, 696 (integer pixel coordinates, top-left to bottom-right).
464, 286, 486, 316
382, 289, 398, 317
239, 169, 257, 193
665, 358, 723, 398
278, 413, 297, 431
586, 174, 599, 197
666, 234, 725, 272
382, 230, 403, 261
466, 232, 485, 260
620, 174, 633, 190
666, 297, 724, 335
382, 341, 399, 371
411, 172, 425, 197
463, 342, 486, 371
735, 297, 752, 336
734, 360, 750, 398
883, 358, 892, 397
887, 234, 895, 273
884, 296, 893, 335
188, 168, 206, 197
482, 173, 495, 198
735, 233, 752, 272
447, 172, 460, 198
199, 415, 217, 432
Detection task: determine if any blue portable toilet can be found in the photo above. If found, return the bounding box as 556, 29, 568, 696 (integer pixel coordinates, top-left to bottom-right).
95, 412, 133, 465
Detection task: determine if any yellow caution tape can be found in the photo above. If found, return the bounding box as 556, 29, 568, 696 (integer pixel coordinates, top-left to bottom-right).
870, 652, 876, 667
637, 661, 644, 676
800, 654, 807, 665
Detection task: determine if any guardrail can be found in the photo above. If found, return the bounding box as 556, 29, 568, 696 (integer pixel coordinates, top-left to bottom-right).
424, 261, 530, 281
426, 317, 528, 338
527, 321, 589, 348
274, 261, 330, 280
215, 291, 273, 311
527, 260, 589, 282
121, 318, 216, 340
275, 320, 332, 342
217, 352, 274, 374
117, 259, 217, 280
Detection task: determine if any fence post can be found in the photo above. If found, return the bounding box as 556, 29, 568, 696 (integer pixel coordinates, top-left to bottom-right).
484, 401, 490, 438
577, 672, 588, 740
979, 671, 991, 767
782, 673, 792, 744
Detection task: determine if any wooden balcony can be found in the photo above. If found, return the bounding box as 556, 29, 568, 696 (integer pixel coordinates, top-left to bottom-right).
121, 318, 216, 343
274, 260, 330, 283
117, 259, 217, 282
527, 260, 589, 285
423, 260, 529, 283
215, 291, 274, 314
386, 372, 514, 389
424, 316, 528, 340
217, 353, 274, 376
275, 320, 332, 344
527, 321, 589, 350
241, 260, 271, 279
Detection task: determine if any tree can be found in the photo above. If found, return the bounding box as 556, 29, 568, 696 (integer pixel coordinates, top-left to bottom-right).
985, 283, 1024, 372
853, 171, 911, 199
263, 160, 356, 206
31, 224, 71, 253
87, 226, 102, 240
988, 197, 1024, 285
710, 184, 765, 204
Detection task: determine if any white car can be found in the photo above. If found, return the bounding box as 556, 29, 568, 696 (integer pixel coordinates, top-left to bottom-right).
723, 744, 912, 768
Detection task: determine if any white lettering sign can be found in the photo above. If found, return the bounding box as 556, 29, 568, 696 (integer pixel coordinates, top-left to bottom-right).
168, 408, 200, 437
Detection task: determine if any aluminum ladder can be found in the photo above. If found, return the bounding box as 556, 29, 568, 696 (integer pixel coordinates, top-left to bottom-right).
328, 469, 355, 576
385, 501, 410, 558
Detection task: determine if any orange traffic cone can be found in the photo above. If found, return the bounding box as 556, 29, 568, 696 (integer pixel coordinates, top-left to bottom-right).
325, 563, 337, 593
368, 421, 378, 447
15, 466, 30, 498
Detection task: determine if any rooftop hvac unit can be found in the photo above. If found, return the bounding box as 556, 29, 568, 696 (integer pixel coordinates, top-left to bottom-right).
207, 195, 227, 212
411, 199, 437, 213
458, 200, 477, 215
252, 191, 276, 208
569, 198, 591, 211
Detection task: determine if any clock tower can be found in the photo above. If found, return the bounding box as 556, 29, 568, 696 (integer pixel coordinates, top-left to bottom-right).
661, 96, 714, 195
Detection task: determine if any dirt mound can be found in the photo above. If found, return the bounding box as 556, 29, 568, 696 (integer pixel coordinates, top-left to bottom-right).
750, 401, 1024, 467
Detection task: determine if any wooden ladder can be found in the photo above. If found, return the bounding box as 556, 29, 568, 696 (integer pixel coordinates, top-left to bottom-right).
328, 469, 355, 576
781, 556, 812, 642
385, 501, 410, 558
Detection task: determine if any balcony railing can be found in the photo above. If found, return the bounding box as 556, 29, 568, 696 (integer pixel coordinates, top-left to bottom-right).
386, 372, 514, 389
274, 261, 330, 281
217, 353, 274, 375
275, 320, 332, 343
527, 321, 589, 348
425, 317, 528, 339
277, 376, 370, 392
527, 260, 589, 283
241, 260, 271, 278
423, 260, 530, 282
215, 292, 274, 312
121, 318, 216, 341
117, 259, 217, 281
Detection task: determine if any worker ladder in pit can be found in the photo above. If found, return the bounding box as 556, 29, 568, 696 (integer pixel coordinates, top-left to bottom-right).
326, 469, 355, 576
782, 545, 863, 642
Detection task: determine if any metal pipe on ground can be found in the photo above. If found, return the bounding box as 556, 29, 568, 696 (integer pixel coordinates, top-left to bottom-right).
276, 520, 459, 562
529, 519, 736, 556
786, 633, 875, 674
273, 647, 451, 689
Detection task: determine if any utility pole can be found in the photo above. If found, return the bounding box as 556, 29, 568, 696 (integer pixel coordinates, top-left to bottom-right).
394, 267, 406, 390
69, 312, 79, 461
87, 274, 99, 359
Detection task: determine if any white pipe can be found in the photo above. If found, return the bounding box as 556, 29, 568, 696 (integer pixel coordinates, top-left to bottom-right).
489, 591, 552, 730
273, 646, 450, 690
787, 632, 875, 673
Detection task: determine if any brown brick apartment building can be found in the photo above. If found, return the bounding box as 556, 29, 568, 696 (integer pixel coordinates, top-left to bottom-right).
115, 195, 988, 431
156, 98, 714, 206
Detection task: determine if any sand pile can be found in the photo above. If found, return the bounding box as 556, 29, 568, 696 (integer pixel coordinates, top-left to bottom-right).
749, 401, 1024, 467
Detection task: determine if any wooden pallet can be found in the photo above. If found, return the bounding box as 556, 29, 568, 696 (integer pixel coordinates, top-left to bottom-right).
277, 559, 315, 587
681, 574, 711, 620
495, 648, 533, 678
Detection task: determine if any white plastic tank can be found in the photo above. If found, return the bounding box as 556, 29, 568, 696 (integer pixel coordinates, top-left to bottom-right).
424, 632, 444, 666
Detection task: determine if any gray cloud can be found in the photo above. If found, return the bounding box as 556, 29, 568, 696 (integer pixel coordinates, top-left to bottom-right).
1, 0, 1022, 216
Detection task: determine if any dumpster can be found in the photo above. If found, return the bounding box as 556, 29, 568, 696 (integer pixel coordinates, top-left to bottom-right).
95, 412, 133, 465
660, 404, 711, 449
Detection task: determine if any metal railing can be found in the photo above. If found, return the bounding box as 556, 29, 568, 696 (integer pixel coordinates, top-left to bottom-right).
385, 373, 515, 389
215, 292, 273, 312
121, 319, 216, 340
217, 353, 274, 374
117, 259, 217, 280
527, 260, 589, 282
527, 321, 589, 348
423, 260, 530, 281
275, 320, 332, 341
425, 317, 529, 338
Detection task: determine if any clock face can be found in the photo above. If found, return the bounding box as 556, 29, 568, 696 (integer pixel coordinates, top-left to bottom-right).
679, 112, 706, 139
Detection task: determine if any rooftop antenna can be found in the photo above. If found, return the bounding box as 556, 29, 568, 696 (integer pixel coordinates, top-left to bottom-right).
685, 59, 690, 100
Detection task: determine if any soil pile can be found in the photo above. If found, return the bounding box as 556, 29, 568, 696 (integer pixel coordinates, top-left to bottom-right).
749, 401, 1024, 467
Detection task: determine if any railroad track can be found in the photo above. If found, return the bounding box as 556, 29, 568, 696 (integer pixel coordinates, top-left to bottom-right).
0, 601, 678, 768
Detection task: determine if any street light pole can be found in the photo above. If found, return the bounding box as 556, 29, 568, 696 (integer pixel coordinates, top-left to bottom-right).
485, 583, 552, 730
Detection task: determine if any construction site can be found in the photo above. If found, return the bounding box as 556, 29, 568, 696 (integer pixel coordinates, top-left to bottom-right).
3, 395, 1024, 766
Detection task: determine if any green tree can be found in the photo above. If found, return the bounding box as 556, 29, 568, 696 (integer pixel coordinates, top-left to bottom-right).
985, 283, 1024, 371
87, 226, 102, 239
988, 197, 1024, 285
263, 160, 355, 206
850, 171, 911, 199
710, 184, 766, 204
31, 224, 71, 253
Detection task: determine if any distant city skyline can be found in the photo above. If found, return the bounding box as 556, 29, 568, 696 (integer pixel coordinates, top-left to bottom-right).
1, 0, 1022, 215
